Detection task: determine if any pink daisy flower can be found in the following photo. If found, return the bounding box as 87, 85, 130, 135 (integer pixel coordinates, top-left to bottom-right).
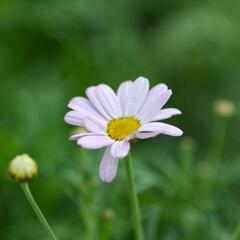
65, 77, 183, 182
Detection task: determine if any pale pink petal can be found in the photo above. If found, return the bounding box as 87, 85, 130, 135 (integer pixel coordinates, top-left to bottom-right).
99, 147, 119, 183
67, 96, 107, 126
135, 132, 159, 139
126, 77, 150, 115
158, 90, 172, 109
110, 141, 130, 158
151, 108, 182, 121
117, 80, 134, 115
83, 118, 106, 134
77, 135, 114, 149
96, 84, 122, 118
69, 132, 103, 141
68, 96, 90, 112
136, 84, 171, 123
64, 111, 84, 126
86, 86, 112, 120
137, 122, 183, 137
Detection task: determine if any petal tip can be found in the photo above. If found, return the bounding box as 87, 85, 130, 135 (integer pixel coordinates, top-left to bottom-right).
176, 109, 182, 115
100, 176, 114, 183
135, 76, 149, 86
64, 112, 72, 123
67, 96, 79, 109
99, 147, 119, 183
177, 129, 184, 136
69, 135, 78, 141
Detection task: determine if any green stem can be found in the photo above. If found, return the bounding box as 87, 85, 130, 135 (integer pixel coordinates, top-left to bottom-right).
78, 199, 96, 240
208, 117, 228, 163
125, 153, 144, 240
232, 221, 240, 240
79, 149, 96, 240
20, 183, 58, 240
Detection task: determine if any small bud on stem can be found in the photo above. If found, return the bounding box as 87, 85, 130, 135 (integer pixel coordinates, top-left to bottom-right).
213, 99, 236, 118
9, 154, 38, 182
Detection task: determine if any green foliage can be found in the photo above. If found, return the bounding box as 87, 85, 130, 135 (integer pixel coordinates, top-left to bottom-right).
0, 0, 240, 239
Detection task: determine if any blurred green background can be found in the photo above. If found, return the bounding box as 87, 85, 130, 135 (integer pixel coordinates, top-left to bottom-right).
1, 0, 240, 239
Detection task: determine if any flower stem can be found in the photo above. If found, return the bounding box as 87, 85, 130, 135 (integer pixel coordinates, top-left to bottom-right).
20, 183, 58, 240
125, 153, 144, 240
79, 149, 97, 240
208, 117, 228, 163
232, 221, 240, 240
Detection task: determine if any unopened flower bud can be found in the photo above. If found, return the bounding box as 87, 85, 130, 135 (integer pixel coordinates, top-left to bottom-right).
213, 99, 236, 118
102, 208, 114, 220
9, 154, 38, 182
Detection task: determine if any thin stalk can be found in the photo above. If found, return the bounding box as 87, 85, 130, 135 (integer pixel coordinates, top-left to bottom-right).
232, 221, 240, 240
20, 183, 58, 240
179, 138, 195, 199
201, 117, 229, 195
78, 199, 96, 240
208, 117, 228, 163
125, 153, 144, 240
78, 149, 96, 240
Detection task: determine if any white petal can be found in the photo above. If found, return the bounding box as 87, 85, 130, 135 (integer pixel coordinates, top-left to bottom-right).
117, 80, 134, 115
83, 118, 106, 134
158, 89, 172, 109
77, 135, 114, 149
136, 132, 159, 139
64, 111, 84, 126
86, 86, 112, 120
110, 141, 130, 158
69, 132, 100, 141
96, 84, 122, 118
151, 108, 182, 121
67, 96, 107, 126
65, 106, 107, 133
137, 122, 183, 137
68, 96, 89, 112
99, 147, 119, 183
127, 77, 149, 115
136, 84, 171, 123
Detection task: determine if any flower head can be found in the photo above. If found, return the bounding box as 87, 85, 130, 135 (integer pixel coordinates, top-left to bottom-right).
102, 208, 114, 220
65, 77, 183, 182
213, 99, 236, 118
9, 154, 38, 182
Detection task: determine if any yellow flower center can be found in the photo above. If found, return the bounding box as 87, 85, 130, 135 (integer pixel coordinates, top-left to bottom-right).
107, 116, 141, 141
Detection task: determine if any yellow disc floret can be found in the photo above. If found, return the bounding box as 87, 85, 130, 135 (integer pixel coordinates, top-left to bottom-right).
107, 116, 141, 141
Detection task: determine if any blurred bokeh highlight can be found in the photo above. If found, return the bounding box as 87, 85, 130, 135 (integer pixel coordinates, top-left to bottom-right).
0, 1, 240, 239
